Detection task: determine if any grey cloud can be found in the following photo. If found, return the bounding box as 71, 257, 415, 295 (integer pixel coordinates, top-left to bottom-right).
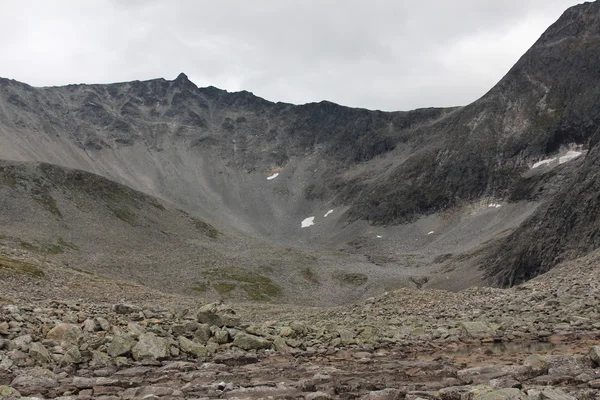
0, 0, 583, 110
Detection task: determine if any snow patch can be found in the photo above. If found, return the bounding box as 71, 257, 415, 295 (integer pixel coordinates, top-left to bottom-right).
559, 151, 582, 164
532, 158, 556, 169
427, 231, 434, 235
324, 209, 334, 218
301, 217, 315, 228
267, 172, 279, 180
488, 203, 502, 209
376, 235, 383, 238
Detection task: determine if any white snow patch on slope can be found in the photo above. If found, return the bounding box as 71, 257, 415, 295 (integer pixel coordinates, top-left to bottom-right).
427, 231, 434, 235
532, 157, 556, 169
301, 217, 315, 228
488, 203, 502, 208
324, 209, 334, 218
267, 172, 279, 180
376, 235, 383, 238
559, 151, 582, 164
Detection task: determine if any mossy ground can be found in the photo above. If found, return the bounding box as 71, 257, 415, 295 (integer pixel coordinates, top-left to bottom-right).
0, 257, 45, 278
196, 266, 282, 301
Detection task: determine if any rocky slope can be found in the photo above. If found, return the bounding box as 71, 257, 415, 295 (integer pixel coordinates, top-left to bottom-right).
1, 248, 600, 399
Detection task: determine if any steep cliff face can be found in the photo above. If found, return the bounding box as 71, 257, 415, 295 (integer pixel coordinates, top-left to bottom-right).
0, 2, 599, 296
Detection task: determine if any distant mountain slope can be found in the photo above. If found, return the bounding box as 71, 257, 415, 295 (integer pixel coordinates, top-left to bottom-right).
0, 1, 599, 294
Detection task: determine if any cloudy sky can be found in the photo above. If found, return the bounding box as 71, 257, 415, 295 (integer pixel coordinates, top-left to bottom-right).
0, 0, 582, 111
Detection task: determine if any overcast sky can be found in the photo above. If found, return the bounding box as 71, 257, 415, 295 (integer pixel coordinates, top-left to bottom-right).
0, 0, 583, 111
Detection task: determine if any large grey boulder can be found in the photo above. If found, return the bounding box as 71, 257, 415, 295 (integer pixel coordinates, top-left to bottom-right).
232, 333, 272, 351
107, 334, 136, 357
11, 368, 58, 396
132, 333, 169, 360
178, 336, 209, 357
46, 323, 83, 345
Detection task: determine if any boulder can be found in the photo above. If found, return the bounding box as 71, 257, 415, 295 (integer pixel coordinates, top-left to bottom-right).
46, 323, 83, 345
132, 333, 169, 360
107, 334, 136, 357
11, 368, 58, 396
232, 333, 272, 351
0, 385, 21, 398
460, 322, 495, 338
28, 342, 52, 364
178, 336, 209, 357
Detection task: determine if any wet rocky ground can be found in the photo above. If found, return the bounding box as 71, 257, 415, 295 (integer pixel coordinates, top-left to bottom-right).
1, 253, 600, 399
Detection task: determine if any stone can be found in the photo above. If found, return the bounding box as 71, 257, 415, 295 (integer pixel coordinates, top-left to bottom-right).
196, 303, 223, 326
28, 342, 52, 364
588, 345, 600, 366
540, 389, 577, 399
464, 387, 528, 399
90, 350, 112, 368
194, 323, 212, 344
82, 318, 98, 332
107, 335, 136, 357
96, 317, 111, 331
0, 322, 9, 335
11, 367, 58, 396
46, 323, 83, 345
305, 392, 333, 400
114, 303, 140, 314
232, 333, 272, 351
131, 333, 169, 360
178, 336, 209, 357
213, 327, 230, 344
460, 322, 495, 338
60, 345, 82, 365
524, 354, 549, 375
0, 385, 21, 398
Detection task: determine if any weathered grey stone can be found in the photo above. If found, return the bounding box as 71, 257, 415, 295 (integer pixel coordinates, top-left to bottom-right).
193, 324, 212, 344
178, 336, 209, 357
540, 389, 577, 400
305, 392, 333, 400
464, 386, 527, 399
132, 333, 168, 360
213, 327, 229, 344
28, 342, 52, 364
114, 303, 140, 314
107, 334, 136, 357
46, 323, 83, 345
196, 303, 222, 326
0, 385, 21, 398
0, 322, 9, 335
524, 354, 549, 375
96, 317, 111, 331
11, 368, 58, 396
82, 318, 98, 332
588, 345, 600, 366
232, 333, 272, 351
460, 322, 495, 338
59, 345, 82, 366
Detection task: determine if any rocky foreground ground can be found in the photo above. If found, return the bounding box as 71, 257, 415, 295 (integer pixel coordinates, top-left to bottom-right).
1, 251, 600, 399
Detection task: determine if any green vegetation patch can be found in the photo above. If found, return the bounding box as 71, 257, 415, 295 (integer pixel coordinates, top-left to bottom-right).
213, 282, 237, 296
0, 257, 45, 278
192, 218, 220, 239
109, 206, 138, 226
204, 267, 282, 301
191, 282, 209, 293
333, 271, 368, 286
58, 238, 79, 251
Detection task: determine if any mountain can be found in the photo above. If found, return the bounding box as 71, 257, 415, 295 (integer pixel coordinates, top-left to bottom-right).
0, 1, 600, 302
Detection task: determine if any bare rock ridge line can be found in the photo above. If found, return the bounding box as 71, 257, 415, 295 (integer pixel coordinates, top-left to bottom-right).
0, 0, 599, 299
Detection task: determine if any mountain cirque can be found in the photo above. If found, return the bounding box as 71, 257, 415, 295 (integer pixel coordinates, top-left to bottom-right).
2, 1, 600, 399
